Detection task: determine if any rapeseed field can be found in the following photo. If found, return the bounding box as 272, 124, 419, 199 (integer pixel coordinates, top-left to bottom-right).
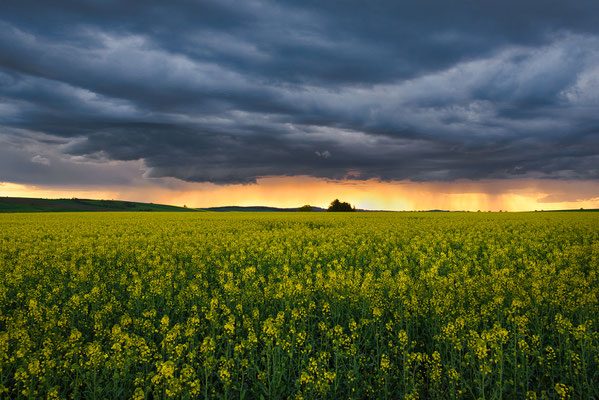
0, 212, 597, 399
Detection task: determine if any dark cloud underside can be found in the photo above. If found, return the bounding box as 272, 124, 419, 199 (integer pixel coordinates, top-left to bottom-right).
1, 0, 599, 184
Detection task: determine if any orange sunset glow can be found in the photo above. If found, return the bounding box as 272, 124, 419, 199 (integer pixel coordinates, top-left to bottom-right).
3, 177, 599, 211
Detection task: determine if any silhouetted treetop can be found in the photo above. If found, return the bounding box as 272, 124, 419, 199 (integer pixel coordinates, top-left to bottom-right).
328, 199, 355, 212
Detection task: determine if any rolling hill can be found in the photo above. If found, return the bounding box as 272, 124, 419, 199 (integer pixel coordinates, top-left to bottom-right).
0, 197, 198, 213
199, 206, 327, 212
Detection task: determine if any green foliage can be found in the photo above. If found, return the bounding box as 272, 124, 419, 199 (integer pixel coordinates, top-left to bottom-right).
0, 211, 598, 399
297, 205, 313, 212
327, 199, 355, 212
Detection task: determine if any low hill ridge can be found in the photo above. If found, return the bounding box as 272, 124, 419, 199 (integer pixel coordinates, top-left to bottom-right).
0, 197, 197, 213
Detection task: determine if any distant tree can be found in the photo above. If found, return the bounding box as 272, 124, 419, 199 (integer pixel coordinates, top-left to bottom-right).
298, 205, 313, 212
327, 199, 355, 212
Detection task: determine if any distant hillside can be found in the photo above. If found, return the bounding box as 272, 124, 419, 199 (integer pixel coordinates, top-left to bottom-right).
5, 197, 594, 213
198, 206, 328, 212
0, 197, 198, 213
540, 208, 599, 212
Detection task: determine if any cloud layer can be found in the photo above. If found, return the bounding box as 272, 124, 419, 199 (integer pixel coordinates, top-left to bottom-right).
1, 1, 599, 184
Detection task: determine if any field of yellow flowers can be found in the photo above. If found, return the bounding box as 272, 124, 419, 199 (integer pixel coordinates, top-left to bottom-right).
1, 211, 598, 399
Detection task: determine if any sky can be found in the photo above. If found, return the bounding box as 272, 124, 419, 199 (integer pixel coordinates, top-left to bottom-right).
1, 1, 599, 211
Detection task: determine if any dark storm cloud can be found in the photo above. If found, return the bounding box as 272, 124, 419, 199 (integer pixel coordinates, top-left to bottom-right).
1, 0, 599, 184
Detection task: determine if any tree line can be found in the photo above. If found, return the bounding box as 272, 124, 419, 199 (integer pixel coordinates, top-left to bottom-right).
298, 199, 356, 212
